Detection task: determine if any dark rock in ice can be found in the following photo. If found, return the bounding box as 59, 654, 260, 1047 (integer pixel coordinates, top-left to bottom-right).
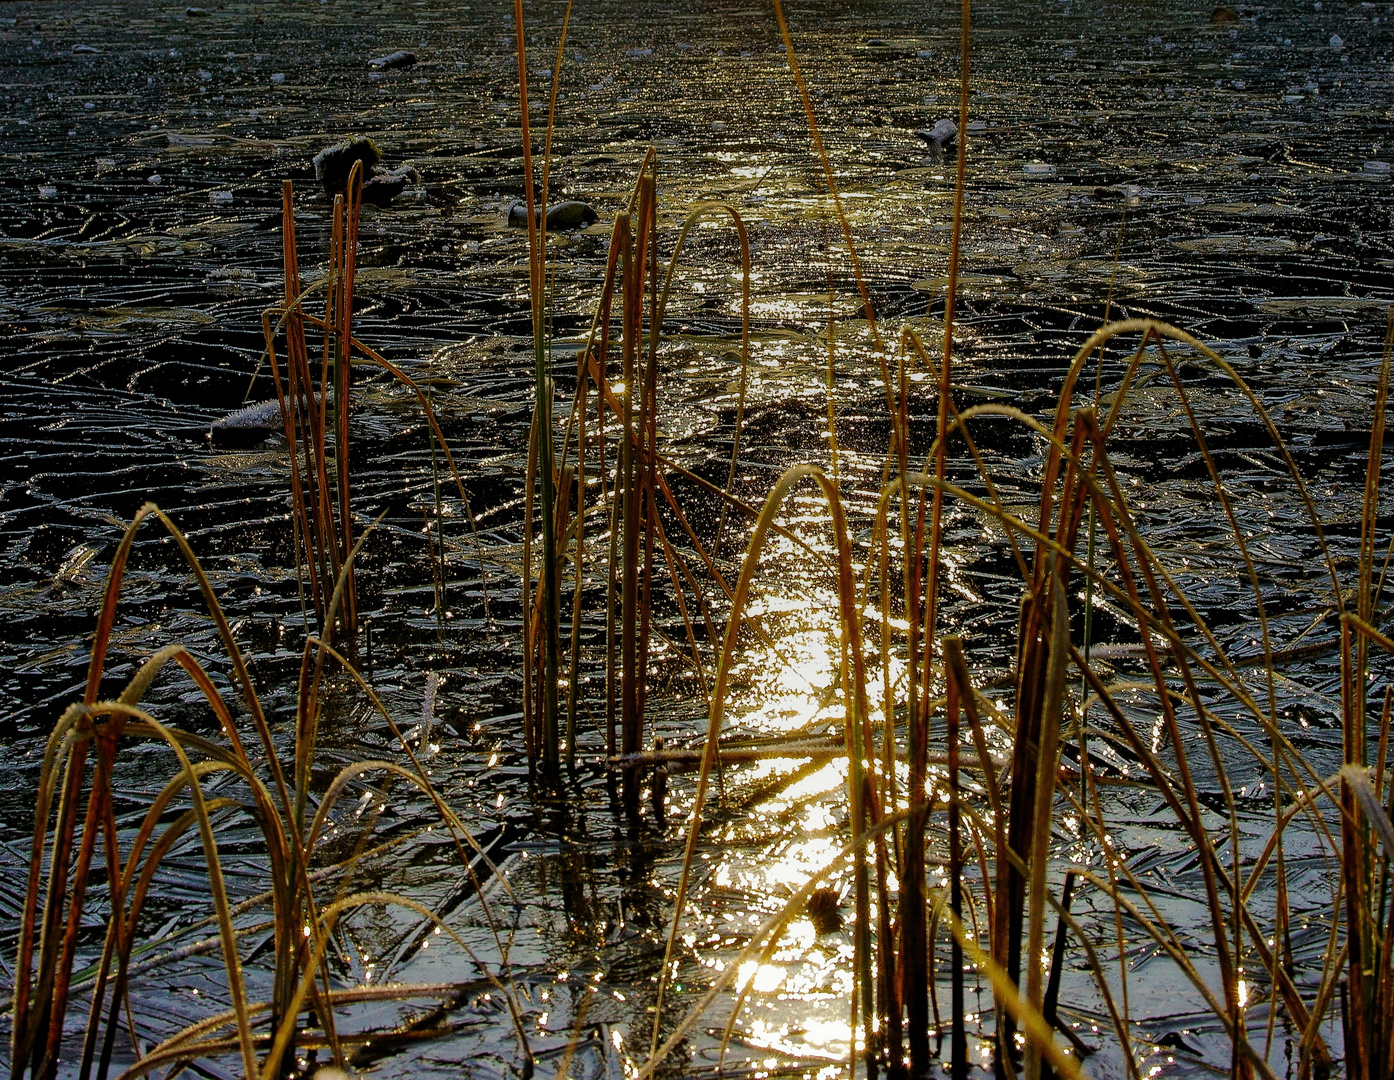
915, 118, 958, 147
368, 50, 416, 70
313, 137, 420, 206
1156, 1032, 1202, 1056
546, 201, 599, 229
1210, 6, 1239, 22
313, 136, 381, 196
507, 200, 600, 231
362, 165, 419, 207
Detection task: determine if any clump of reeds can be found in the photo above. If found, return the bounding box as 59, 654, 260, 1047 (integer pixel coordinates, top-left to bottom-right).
260, 162, 484, 638
511, 0, 756, 799
9, 505, 531, 1080
12, 166, 521, 1080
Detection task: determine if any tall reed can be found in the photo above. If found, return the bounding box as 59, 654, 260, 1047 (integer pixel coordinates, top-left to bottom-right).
1337, 311, 1394, 1080
514, 0, 564, 777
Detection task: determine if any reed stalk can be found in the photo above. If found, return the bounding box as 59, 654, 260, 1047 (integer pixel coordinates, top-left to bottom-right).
945, 635, 967, 1080
899, 0, 973, 1070
513, 0, 561, 776
618, 191, 642, 810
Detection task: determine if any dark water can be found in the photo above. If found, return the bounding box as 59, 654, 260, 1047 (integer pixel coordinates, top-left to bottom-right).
1, 0, 1393, 1075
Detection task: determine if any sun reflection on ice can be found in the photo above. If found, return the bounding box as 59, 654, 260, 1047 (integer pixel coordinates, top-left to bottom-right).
737, 961, 788, 994
747, 1016, 856, 1060
693, 492, 889, 1072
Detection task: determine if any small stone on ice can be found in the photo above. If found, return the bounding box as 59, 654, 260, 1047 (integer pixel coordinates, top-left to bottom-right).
1363, 160, 1391, 173
367, 50, 416, 70
270, 72, 286, 84
1330, 33, 1344, 47
915, 118, 957, 146
38, 185, 57, 198
148, 173, 163, 185
209, 189, 234, 203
